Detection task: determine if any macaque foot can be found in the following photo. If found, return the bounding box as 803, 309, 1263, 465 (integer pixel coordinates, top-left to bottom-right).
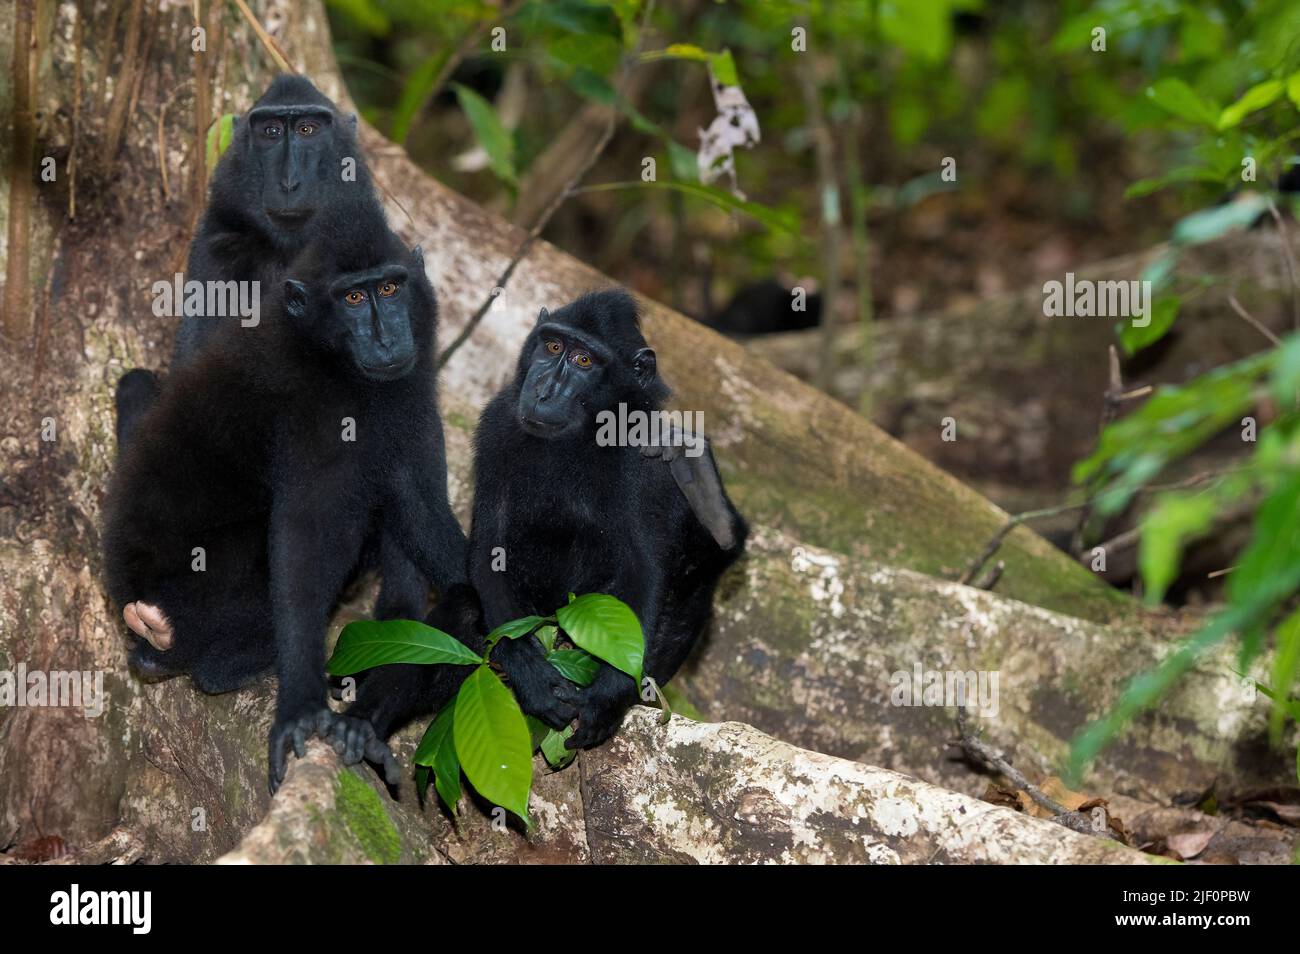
127, 642, 184, 682
565, 695, 630, 750
123, 601, 174, 651
268, 707, 400, 795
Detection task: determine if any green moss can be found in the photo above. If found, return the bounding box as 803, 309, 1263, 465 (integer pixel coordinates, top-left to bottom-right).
335, 770, 401, 865
660, 682, 705, 721
444, 409, 474, 434
724, 464, 1134, 626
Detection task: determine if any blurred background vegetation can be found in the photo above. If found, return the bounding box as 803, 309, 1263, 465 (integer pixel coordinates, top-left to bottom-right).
323, 0, 1300, 772
326, 0, 1292, 326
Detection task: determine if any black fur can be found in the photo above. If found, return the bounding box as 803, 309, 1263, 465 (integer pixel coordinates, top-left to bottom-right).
173, 75, 428, 648
706, 279, 821, 336
173, 75, 380, 365
468, 290, 748, 749
105, 225, 466, 792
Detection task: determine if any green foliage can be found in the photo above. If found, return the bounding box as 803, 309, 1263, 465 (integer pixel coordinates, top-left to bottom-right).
545, 648, 600, 685
453, 664, 534, 823
578, 180, 799, 234
413, 703, 460, 814
205, 113, 234, 170
556, 592, 645, 683
1062, 0, 1300, 781
540, 725, 577, 769
453, 83, 518, 184
327, 618, 484, 674
325, 592, 650, 822
1069, 343, 1300, 778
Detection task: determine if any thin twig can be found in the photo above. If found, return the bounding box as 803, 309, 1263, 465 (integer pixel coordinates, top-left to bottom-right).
230, 0, 293, 73
956, 708, 1061, 814
68, 0, 82, 220
962, 469, 1243, 586
101, 0, 145, 167
435, 0, 656, 371
1071, 346, 1143, 554
795, 12, 843, 393
955, 707, 1103, 836
1227, 293, 1282, 346
156, 79, 195, 203
1267, 200, 1300, 333
971, 559, 1004, 591
3, 0, 36, 342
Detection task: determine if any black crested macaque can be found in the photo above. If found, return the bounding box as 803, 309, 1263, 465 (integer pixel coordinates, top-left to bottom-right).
706, 278, 821, 336
469, 290, 748, 749
173, 74, 382, 365
105, 226, 467, 792
163, 74, 429, 639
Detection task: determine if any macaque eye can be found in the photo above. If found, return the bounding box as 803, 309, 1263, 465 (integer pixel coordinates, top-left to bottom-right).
262, 121, 283, 138
344, 289, 366, 305
572, 351, 593, 368
378, 281, 399, 297
296, 121, 318, 137
545, 339, 563, 355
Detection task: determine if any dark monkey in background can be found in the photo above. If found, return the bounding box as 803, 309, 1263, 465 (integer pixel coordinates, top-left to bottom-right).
105, 227, 466, 792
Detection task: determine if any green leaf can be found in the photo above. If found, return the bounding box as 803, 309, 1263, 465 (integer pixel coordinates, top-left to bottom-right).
640, 43, 710, 64
1288, 73, 1300, 110
1139, 250, 1178, 295
708, 49, 738, 88
324, 0, 390, 35
1218, 80, 1284, 130
577, 180, 800, 235
534, 624, 559, 653
1072, 349, 1276, 511
452, 83, 516, 184
413, 703, 460, 816
879, 0, 953, 62
1171, 194, 1269, 245
660, 681, 704, 721
1123, 165, 1225, 200
1145, 78, 1220, 128
390, 51, 453, 145
415, 764, 430, 801
205, 113, 234, 170
1270, 334, 1300, 407
546, 648, 600, 686
1119, 294, 1180, 356
486, 614, 547, 647
640, 44, 738, 86
549, 33, 621, 75
540, 725, 577, 769
453, 665, 533, 823
1267, 608, 1300, 744
525, 715, 549, 750
565, 67, 659, 136
1138, 492, 1219, 605
1227, 472, 1300, 624
327, 619, 482, 676
556, 594, 644, 682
